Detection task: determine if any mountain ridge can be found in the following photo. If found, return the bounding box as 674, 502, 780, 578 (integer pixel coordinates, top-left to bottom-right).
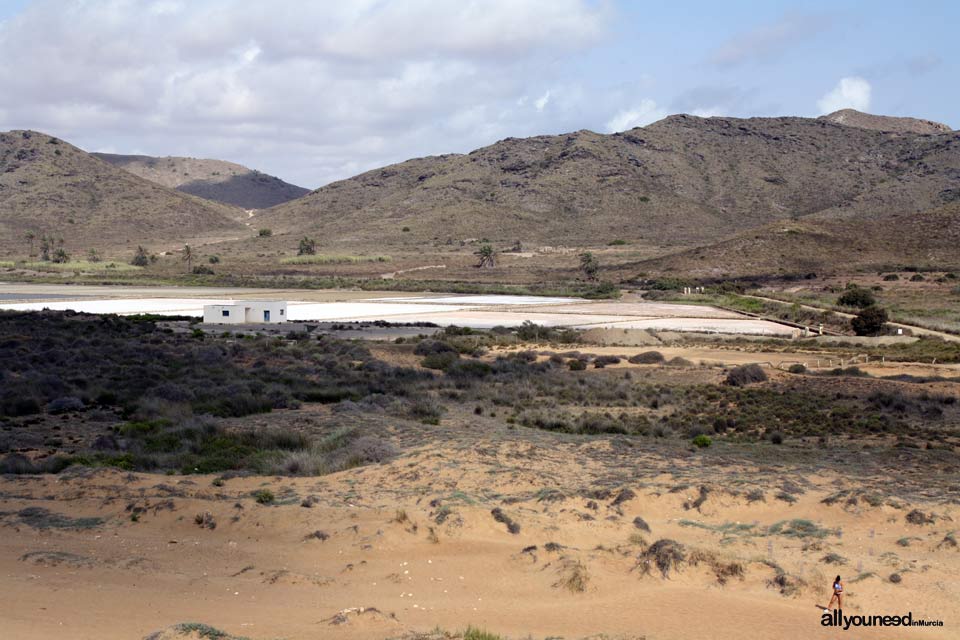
93, 152, 309, 209
244, 111, 960, 259
0, 130, 245, 257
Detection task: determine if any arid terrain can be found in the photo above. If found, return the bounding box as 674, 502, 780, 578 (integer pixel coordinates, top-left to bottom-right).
2, 109, 958, 284
2, 430, 957, 640
1, 308, 958, 639
1, 107, 959, 640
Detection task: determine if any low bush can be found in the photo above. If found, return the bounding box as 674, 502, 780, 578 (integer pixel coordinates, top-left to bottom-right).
725, 364, 768, 386
837, 287, 876, 308
851, 306, 889, 336
692, 434, 712, 448
628, 351, 665, 364
421, 351, 459, 371
639, 539, 686, 578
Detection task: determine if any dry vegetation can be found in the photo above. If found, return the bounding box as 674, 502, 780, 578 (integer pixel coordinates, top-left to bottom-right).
0, 310, 957, 639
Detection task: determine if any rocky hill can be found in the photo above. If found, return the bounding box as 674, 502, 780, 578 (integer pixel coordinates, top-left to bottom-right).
819, 109, 952, 134
93, 153, 309, 209
0, 131, 245, 258
633, 200, 960, 277
248, 112, 960, 263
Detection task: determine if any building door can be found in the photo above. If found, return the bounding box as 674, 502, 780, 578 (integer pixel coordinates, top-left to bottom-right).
263, 310, 270, 322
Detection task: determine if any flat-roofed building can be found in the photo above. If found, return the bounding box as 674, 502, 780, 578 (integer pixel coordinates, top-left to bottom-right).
202, 300, 287, 324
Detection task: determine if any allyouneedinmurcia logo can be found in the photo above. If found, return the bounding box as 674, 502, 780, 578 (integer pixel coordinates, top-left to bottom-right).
821, 609, 944, 630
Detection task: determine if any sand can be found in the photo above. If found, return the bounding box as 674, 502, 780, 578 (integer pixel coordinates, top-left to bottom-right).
1, 425, 956, 640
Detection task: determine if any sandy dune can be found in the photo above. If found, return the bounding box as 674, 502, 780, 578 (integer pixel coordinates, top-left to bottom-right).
1, 423, 956, 640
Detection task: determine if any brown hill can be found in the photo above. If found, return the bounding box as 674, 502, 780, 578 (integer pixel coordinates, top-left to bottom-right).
93, 153, 309, 209
0, 131, 245, 258
634, 201, 960, 277
247, 114, 960, 258
819, 109, 952, 134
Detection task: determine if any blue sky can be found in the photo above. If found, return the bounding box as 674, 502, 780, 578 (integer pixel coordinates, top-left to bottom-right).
0, 0, 956, 187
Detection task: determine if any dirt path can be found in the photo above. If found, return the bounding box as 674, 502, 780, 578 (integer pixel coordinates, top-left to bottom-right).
380, 264, 447, 279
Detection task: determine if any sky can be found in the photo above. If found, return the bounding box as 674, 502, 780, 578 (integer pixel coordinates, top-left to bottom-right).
0, 0, 956, 188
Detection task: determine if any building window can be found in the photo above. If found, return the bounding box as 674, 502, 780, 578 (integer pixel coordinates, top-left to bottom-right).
280, 309, 284, 315
222, 309, 230, 317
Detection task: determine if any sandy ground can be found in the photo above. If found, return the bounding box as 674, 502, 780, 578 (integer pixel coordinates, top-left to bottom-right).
1, 418, 957, 640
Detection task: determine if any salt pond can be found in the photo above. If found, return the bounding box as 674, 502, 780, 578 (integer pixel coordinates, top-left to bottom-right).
0, 286, 796, 335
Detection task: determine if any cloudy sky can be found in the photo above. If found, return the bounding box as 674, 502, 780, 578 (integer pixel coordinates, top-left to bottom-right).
0, 0, 956, 188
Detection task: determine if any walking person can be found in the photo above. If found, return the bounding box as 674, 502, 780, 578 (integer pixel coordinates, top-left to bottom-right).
826, 575, 843, 612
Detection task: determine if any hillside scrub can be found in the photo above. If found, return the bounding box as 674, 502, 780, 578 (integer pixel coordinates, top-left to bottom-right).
2, 311, 957, 477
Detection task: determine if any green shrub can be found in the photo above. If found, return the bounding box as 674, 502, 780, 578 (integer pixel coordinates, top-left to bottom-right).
725, 364, 768, 386
851, 306, 889, 336
692, 434, 712, 448
130, 245, 149, 267
421, 351, 459, 371
463, 627, 505, 640
258, 228, 272, 237
628, 351, 665, 364
837, 287, 875, 308
254, 489, 275, 504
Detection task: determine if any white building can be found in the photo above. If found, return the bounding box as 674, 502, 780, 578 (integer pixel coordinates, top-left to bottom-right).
203, 300, 287, 324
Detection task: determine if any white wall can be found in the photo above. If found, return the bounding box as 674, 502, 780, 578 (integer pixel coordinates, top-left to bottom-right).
203, 301, 288, 324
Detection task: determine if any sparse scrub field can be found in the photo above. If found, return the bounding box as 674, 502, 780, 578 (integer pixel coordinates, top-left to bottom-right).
0, 311, 413, 474
762, 279, 960, 335
18, 260, 143, 273
279, 254, 391, 265
646, 290, 850, 333
0, 312, 956, 640
1, 310, 958, 483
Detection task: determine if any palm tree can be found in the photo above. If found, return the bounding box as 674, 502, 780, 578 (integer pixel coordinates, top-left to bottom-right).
182, 244, 194, 272
475, 244, 496, 268
131, 246, 149, 267
579, 252, 599, 280
39, 234, 52, 261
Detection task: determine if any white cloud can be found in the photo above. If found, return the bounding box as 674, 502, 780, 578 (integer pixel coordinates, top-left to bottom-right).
817, 77, 872, 114
0, 0, 610, 187
535, 91, 551, 112
605, 100, 667, 132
